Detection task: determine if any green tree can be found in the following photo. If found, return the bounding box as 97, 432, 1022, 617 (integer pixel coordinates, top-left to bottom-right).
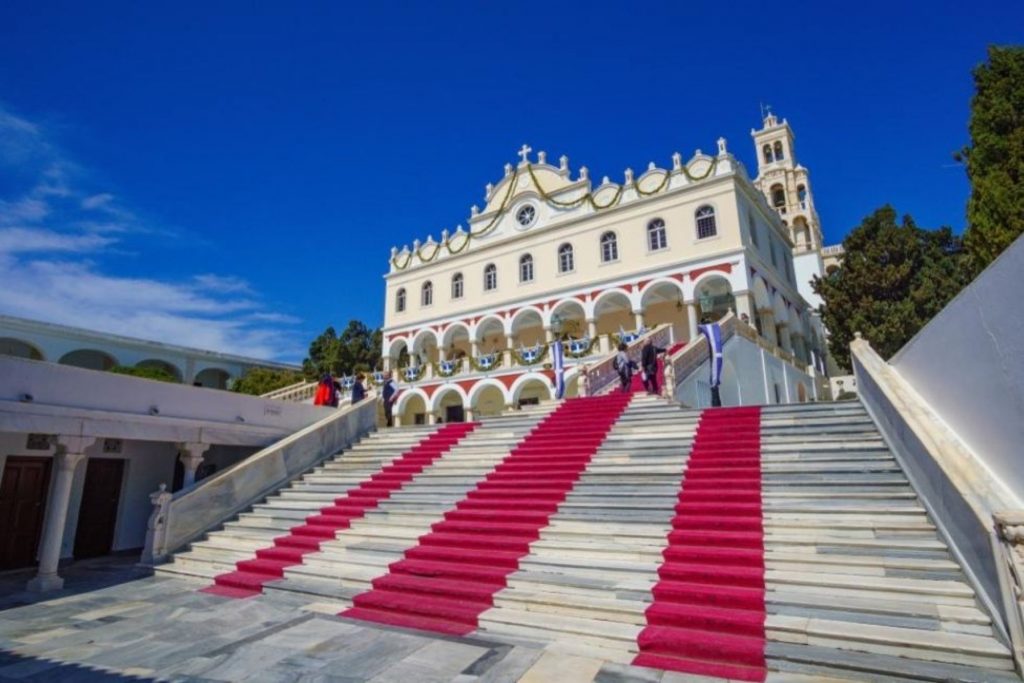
302, 320, 381, 377
812, 206, 968, 370
109, 365, 179, 383
959, 45, 1024, 277
231, 367, 306, 396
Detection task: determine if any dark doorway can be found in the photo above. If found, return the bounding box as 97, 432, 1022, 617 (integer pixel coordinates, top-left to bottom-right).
445, 405, 465, 423
73, 458, 124, 559
0, 457, 52, 570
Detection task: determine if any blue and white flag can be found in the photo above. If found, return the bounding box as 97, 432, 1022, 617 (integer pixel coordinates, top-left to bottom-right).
552, 338, 566, 399
699, 322, 724, 388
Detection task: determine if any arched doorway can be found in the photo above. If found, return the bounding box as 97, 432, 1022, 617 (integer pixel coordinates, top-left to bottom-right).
432, 387, 466, 423
411, 330, 439, 367
441, 324, 471, 363
194, 367, 230, 389
397, 391, 428, 426
0, 338, 44, 361
474, 317, 507, 357
512, 376, 552, 409
470, 382, 506, 418
640, 281, 687, 343
592, 291, 633, 339
59, 349, 117, 371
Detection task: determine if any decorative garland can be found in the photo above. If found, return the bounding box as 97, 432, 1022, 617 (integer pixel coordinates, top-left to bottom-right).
432, 358, 461, 378
390, 157, 719, 271
401, 365, 425, 383
512, 343, 548, 366
563, 336, 596, 359
469, 352, 502, 372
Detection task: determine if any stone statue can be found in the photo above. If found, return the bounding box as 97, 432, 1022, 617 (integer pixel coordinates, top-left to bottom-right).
662, 361, 676, 401
579, 365, 591, 397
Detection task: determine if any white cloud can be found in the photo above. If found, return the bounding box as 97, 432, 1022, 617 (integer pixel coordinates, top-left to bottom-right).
0, 104, 303, 361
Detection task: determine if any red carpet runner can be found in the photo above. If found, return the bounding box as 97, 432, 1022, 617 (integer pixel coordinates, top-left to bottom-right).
201, 422, 477, 598
633, 406, 766, 682
341, 393, 632, 634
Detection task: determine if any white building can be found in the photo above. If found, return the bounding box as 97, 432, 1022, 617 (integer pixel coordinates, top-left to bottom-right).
380, 114, 835, 425
0, 313, 300, 389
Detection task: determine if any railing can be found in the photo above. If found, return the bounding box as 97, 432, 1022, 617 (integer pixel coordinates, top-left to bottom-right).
993, 513, 1024, 674
733, 321, 809, 372
142, 392, 379, 562
262, 380, 318, 402
588, 324, 673, 396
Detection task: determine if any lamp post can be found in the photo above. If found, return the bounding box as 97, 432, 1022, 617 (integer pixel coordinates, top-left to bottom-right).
698, 290, 714, 323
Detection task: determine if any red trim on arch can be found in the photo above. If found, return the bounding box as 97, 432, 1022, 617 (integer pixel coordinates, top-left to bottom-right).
671, 273, 685, 282
688, 263, 733, 281
423, 385, 440, 399
637, 279, 651, 291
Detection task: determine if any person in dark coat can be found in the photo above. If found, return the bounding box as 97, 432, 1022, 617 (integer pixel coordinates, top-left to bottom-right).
381, 372, 399, 426
641, 338, 667, 395
351, 373, 366, 404
613, 342, 636, 394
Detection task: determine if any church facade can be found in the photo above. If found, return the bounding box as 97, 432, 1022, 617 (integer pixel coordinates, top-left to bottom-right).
381, 113, 834, 425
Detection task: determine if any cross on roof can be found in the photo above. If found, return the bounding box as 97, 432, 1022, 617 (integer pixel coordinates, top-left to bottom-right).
517, 144, 532, 164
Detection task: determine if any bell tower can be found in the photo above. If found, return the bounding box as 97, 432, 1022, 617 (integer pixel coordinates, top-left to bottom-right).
751, 109, 823, 253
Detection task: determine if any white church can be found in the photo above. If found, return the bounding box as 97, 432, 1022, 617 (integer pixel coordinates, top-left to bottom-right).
381, 111, 836, 425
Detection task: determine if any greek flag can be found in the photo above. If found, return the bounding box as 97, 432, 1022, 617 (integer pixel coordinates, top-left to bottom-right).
552, 338, 566, 399
699, 322, 724, 388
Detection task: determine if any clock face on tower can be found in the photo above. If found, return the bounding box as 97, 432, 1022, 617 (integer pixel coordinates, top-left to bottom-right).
515, 204, 537, 229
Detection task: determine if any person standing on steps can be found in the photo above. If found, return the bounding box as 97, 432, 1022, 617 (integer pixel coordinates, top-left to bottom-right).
613, 342, 637, 394
314, 373, 336, 407
351, 373, 366, 404
641, 338, 667, 395
381, 371, 399, 427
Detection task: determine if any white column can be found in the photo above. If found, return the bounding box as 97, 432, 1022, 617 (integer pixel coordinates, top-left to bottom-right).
427, 413, 437, 425
587, 319, 598, 340
178, 442, 211, 488
687, 303, 700, 340
633, 310, 644, 331
544, 327, 554, 344
28, 436, 95, 592
465, 408, 475, 422
471, 340, 480, 359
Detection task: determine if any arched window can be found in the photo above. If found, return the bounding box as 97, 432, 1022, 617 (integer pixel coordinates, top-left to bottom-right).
483, 263, 497, 291
421, 281, 433, 307
762, 144, 773, 164
797, 184, 807, 208
600, 232, 618, 262
647, 218, 667, 251
519, 253, 534, 283
395, 288, 406, 312
695, 205, 717, 239
771, 184, 786, 208
451, 272, 463, 299
773, 141, 784, 161
558, 243, 574, 273
748, 211, 759, 246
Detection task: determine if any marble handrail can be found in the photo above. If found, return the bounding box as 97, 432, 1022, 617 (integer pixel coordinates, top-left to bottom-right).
664, 313, 737, 395
143, 393, 378, 562
263, 380, 319, 402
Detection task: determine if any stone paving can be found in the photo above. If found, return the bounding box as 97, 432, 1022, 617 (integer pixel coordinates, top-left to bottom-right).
0, 556, 765, 683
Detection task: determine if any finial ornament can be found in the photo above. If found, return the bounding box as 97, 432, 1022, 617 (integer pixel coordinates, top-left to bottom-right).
485, 182, 493, 197
648, 162, 656, 171
559, 155, 568, 171
517, 144, 532, 164
441, 229, 449, 240
504, 163, 512, 176
624, 168, 634, 185
413, 239, 421, 250
390, 246, 398, 258
672, 152, 682, 170
470, 205, 479, 217
602, 175, 611, 185
579, 166, 589, 181
717, 137, 728, 155
538, 151, 547, 164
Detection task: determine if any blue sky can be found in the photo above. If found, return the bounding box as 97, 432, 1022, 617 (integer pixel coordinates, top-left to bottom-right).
1, 1, 1021, 362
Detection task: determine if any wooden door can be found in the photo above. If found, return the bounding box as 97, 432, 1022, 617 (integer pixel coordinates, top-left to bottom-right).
0, 457, 52, 570
73, 458, 124, 559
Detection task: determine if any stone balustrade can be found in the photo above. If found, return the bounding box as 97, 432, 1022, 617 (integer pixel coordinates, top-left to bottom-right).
143, 393, 378, 563
587, 324, 673, 396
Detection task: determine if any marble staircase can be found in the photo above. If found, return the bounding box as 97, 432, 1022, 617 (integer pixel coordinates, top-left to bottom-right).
156, 394, 1019, 682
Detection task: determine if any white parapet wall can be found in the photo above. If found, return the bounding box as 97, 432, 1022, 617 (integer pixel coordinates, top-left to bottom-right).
0, 355, 328, 436
889, 234, 1024, 502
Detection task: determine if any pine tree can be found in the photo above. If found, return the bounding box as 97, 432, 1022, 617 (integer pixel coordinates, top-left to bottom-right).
959, 45, 1024, 277
302, 321, 382, 377
813, 206, 968, 369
